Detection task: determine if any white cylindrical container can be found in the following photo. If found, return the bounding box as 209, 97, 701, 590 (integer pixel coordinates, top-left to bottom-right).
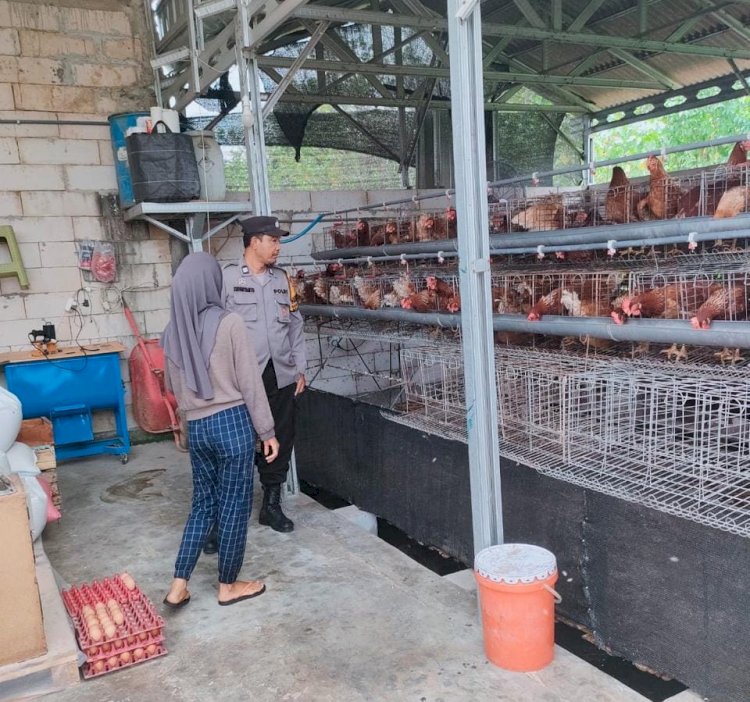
0, 387, 22, 452
187, 130, 226, 201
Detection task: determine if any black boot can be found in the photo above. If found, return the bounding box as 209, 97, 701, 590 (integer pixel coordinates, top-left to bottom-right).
259, 485, 294, 533
203, 523, 218, 554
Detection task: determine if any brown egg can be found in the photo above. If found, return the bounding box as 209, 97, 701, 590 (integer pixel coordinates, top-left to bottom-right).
103, 623, 116, 639
145, 644, 157, 656
81, 605, 95, 618
112, 610, 124, 626
133, 647, 145, 661
89, 626, 102, 642
106, 655, 119, 670
126, 635, 136, 645
100, 642, 111, 654
119, 651, 132, 665
107, 598, 118, 609
112, 638, 123, 650
120, 573, 136, 591
86, 646, 98, 657
92, 660, 106, 674
138, 631, 148, 642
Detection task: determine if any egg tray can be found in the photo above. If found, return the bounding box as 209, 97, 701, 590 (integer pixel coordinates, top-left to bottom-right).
82, 642, 167, 679
62, 575, 166, 663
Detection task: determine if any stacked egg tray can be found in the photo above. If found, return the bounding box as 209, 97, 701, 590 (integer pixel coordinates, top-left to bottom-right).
62, 575, 167, 678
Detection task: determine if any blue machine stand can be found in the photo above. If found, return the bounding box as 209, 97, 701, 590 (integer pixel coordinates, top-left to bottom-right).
1, 343, 130, 463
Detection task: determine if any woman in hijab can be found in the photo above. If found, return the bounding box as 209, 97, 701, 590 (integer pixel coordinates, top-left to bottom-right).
162, 252, 279, 608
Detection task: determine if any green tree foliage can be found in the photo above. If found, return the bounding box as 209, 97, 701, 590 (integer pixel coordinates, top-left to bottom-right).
591, 95, 750, 182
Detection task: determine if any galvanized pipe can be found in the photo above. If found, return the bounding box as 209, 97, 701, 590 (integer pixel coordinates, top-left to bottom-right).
301, 304, 750, 349
311, 215, 750, 260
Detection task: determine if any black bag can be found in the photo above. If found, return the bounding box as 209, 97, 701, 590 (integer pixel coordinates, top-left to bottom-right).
126, 121, 201, 203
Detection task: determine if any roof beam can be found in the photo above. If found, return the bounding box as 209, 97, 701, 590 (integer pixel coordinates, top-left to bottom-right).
268, 92, 586, 111
567, 0, 605, 32
512, 0, 545, 29
710, 6, 750, 43
607, 48, 681, 90
290, 6, 750, 59
299, 19, 393, 99
256, 55, 665, 89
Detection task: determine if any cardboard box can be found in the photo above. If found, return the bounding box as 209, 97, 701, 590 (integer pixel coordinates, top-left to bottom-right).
16, 418, 53, 447
0, 475, 47, 666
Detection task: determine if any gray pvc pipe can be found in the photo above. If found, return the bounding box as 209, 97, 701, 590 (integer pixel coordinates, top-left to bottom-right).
301, 304, 750, 349
311, 215, 750, 261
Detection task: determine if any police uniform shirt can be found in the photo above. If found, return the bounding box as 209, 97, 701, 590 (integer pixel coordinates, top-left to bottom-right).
222, 259, 306, 390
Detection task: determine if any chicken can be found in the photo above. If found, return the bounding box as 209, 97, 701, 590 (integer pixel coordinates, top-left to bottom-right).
727, 140, 750, 167
401, 288, 437, 312
355, 219, 370, 246
368, 224, 386, 247
604, 166, 637, 224
445, 207, 457, 238
636, 156, 678, 220
353, 275, 381, 310
313, 278, 329, 303
690, 285, 747, 329
385, 220, 401, 245
328, 283, 354, 306
331, 228, 357, 249
390, 272, 434, 312
294, 271, 316, 304
415, 214, 436, 242
618, 281, 719, 323
714, 186, 750, 219
527, 287, 563, 321
511, 197, 563, 231
426, 275, 460, 313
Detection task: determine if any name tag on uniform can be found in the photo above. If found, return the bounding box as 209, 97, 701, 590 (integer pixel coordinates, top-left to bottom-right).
273, 288, 288, 295
234, 286, 255, 292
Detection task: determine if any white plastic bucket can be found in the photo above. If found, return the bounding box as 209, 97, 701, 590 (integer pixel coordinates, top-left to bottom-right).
0, 387, 22, 452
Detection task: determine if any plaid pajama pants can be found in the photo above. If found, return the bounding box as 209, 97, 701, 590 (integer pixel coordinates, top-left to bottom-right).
174, 405, 256, 584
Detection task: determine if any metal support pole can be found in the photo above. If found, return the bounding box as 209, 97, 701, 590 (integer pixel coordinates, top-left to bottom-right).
582, 115, 593, 187
249, 54, 272, 215
447, 0, 503, 553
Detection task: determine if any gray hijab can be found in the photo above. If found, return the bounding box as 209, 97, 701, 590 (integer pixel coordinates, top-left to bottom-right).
161, 252, 228, 400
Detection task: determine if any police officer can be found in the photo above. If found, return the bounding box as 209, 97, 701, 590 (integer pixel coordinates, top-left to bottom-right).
204, 215, 305, 546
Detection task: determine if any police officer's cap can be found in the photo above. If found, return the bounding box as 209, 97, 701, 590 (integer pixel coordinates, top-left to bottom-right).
239, 215, 288, 246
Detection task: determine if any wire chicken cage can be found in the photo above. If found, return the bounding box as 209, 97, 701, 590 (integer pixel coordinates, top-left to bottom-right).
387, 345, 750, 537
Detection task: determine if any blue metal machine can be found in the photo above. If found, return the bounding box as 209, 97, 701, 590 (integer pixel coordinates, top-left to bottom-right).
4, 349, 130, 463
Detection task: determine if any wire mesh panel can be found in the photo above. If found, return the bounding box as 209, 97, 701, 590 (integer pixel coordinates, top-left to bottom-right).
399, 347, 466, 435
562, 362, 750, 536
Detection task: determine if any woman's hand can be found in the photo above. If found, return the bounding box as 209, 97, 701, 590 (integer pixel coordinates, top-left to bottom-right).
263, 437, 280, 463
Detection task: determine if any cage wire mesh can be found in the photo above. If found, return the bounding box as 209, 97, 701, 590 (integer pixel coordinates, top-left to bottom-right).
385, 345, 750, 537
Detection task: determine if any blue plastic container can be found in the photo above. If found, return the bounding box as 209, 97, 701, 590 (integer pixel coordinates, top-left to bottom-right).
4, 351, 130, 462
108, 112, 149, 209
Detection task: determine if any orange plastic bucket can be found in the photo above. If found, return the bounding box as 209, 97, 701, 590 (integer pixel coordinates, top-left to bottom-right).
474, 544, 561, 672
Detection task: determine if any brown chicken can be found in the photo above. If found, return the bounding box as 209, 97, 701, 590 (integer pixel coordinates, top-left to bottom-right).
727, 140, 750, 167
618, 282, 715, 322
391, 272, 438, 312
445, 207, 458, 238
355, 219, 370, 246
714, 186, 750, 219
332, 228, 357, 249
353, 275, 381, 310
511, 197, 563, 231
527, 287, 563, 321
415, 214, 436, 242
605, 166, 637, 224
368, 224, 386, 247
636, 156, 678, 220
557, 288, 613, 351
426, 275, 460, 313
385, 220, 401, 245
690, 285, 747, 329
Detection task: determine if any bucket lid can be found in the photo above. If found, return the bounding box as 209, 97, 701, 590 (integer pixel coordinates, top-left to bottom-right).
474, 544, 557, 584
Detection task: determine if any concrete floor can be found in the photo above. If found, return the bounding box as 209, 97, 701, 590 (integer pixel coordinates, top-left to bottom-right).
42, 441, 677, 702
